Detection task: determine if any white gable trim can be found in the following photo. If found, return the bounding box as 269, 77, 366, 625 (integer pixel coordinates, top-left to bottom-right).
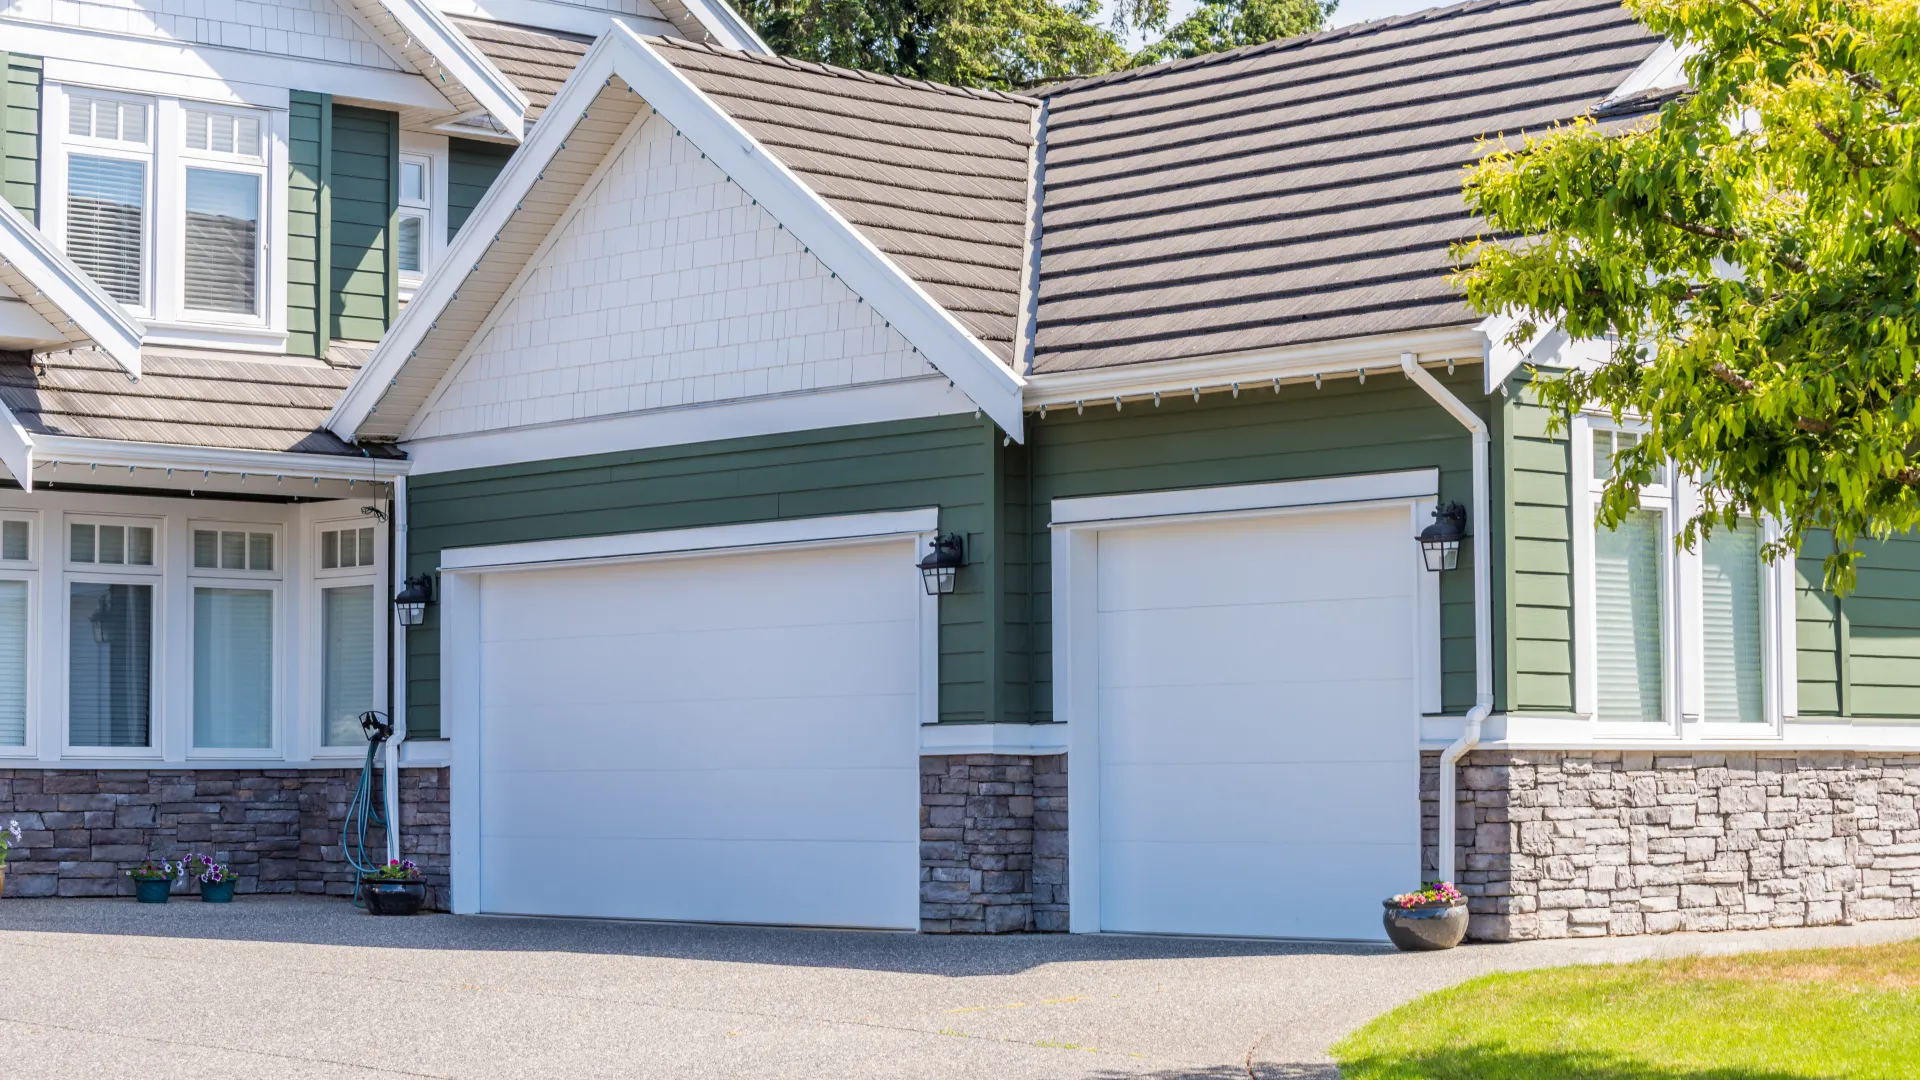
1602, 39, 1694, 107
0, 199, 145, 379
350, 0, 529, 139
654, 0, 771, 54
0, 397, 35, 493
331, 24, 1025, 442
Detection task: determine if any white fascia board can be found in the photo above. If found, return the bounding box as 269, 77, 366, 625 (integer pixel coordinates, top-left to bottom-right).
1023, 327, 1486, 409
654, 0, 771, 54
0, 198, 144, 378
442, 507, 939, 571
437, 0, 676, 39
29, 435, 412, 481
0, 397, 36, 493
1602, 39, 1695, 107
0, 295, 62, 348
335, 25, 1028, 442
374, 0, 529, 139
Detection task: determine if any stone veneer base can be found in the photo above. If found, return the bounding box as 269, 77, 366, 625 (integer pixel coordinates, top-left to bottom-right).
920, 754, 1067, 933
1424, 749, 1920, 940
0, 768, 450, 907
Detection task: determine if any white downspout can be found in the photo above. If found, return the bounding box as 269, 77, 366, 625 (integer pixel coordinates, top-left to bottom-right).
1400, 353, 1494, 885
385, 472, 407, 864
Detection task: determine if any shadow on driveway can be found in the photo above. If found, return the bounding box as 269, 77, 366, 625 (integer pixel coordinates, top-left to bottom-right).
0, 894, 1397, 976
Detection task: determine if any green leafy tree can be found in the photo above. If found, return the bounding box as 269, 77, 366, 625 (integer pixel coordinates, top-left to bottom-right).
1130, 0, 1335, 66
1454, 0, 1920, 590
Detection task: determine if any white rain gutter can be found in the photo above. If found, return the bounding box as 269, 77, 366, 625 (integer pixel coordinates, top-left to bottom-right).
1400, 352, 1494, 886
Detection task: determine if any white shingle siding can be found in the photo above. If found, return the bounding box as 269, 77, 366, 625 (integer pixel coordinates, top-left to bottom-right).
412, 114, 937, 440
1, 0, 410, 71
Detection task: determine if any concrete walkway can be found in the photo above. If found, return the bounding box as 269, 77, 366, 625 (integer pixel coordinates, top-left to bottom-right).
1, 897, 1914, 1080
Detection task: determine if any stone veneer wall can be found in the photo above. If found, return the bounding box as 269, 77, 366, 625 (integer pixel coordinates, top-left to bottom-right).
919, 753, 1067, 932
1423, 749, 1920, 940
0, 767, 451, 907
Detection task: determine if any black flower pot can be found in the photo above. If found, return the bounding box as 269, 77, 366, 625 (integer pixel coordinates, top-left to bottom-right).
362, 879, 427, 916
1383, 900, 1468, 951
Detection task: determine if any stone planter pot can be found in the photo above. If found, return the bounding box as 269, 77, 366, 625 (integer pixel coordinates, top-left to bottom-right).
362, 879, 426, 916
133, 878, 174, 904
200, 879, 235, 904
1383, 900, 1468, 951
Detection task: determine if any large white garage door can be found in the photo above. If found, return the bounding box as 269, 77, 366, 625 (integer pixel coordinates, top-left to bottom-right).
474, 540, 922, 929
1096, 505, 1421, 940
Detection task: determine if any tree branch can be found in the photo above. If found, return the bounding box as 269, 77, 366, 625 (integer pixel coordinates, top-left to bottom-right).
1797, 417, 1832, 434
1655, 213, 1810, 273
1712, 362, 1757, 392
1810, 122, 1920, 244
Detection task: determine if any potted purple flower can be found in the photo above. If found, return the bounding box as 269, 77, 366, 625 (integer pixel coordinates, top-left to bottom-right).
0, 819, 21, 897
1382, 882, 1468, 951
187, 855, 237, 904
125, 860, 184, 904
361, 860, 427, 916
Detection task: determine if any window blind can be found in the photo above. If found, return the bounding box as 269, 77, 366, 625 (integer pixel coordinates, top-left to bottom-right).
397, 213, 422, 274
0, 581, 26, 746
322, 585, 374, 746
68, 94, 145, 143
66, 155, 144, 306
68, 582, 153, 747
193, 587, 273, 749
1702, 526, 1766, 723
184, 110, 259, 157
1595, 510, 1665, 722
184, 168, 258, 314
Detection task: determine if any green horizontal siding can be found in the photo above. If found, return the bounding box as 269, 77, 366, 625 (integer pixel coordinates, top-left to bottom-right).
287, 91, 328, 358
1023, 368, 1489, 719
1504, 380, 1574, 712
404, 414, 1000, 738
448, 137, 514, 242
1, 52, 41, 224
329, 105, 396, 343
1798, 530, 1920, 718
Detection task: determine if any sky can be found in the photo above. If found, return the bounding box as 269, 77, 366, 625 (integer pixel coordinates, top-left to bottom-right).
1129, 0, 1442, 48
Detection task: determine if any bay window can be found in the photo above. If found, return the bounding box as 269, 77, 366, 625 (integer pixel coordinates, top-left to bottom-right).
316, 524, 380, 749
190, 525, 280, 752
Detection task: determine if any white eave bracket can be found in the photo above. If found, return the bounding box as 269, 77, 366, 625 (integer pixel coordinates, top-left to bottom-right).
0, 397, 34, 492
1480, 315, 1616, 394
358, 0, 529, 141
0, 198, 144, 379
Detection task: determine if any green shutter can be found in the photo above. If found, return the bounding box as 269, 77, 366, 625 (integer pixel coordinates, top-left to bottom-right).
287, 91, 329, 358
328, 104, 397, 343
1, 52, 42, 225
447, 138, 514, 242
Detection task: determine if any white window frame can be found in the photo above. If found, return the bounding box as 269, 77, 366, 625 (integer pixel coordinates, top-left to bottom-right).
397, 133, 449, 304
309, 515, 388, 760
43, 81, 291, 353
187, 521, 284, 757
0, 510, 42, 759
1572, 414, 1790, 738
63, 511, 165, 757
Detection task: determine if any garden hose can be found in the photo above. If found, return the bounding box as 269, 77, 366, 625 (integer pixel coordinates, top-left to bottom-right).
342, 711, 394, 908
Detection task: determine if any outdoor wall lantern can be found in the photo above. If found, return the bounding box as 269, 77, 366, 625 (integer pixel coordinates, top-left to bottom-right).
393, 575, 435, 627
1418, 503, 1468, 572
918, 534, 965, 596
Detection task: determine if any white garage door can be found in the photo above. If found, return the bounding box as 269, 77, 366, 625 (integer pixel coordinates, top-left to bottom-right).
1096, 505, 1421, 940
474, 540, 922, 929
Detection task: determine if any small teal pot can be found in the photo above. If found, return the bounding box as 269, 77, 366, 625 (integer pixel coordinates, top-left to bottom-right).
200, 878, 235, 903
133, 877, 174, 904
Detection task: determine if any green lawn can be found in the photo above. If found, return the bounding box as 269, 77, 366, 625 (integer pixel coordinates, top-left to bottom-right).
1332, 939, 1920, 1080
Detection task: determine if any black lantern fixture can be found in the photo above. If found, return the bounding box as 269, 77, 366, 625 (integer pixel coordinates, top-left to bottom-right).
393, 575, 435, 627
918, 534, 964, 596
1418, 503, 1468, 572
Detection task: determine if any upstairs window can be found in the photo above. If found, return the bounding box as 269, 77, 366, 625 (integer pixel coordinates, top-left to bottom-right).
397, 154, 431, 284
64, 93, 151, 309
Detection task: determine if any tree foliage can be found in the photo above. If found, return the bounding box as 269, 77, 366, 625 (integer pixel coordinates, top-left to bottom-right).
1455, 0, 1920, 591
1131, 0, 1335, 66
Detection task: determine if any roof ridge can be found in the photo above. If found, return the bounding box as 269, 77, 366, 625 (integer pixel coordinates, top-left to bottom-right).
643, 33, 1043, 107
1035, 0, 1602, 97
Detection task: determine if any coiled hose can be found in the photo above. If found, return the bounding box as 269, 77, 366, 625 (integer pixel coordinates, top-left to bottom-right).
341, 711, 394, 907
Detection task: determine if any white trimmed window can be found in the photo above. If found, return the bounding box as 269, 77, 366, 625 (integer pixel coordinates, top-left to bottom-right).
66, 516, 162, 750
0, 515, 34, 749
397, 154, 431, 285
180, 105, 267, 321
63, 91, 152, 310
316, 524, 380, 748
190, 524, 281, 752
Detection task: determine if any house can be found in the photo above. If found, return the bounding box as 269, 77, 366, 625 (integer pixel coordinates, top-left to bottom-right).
4, 0, 1918, 941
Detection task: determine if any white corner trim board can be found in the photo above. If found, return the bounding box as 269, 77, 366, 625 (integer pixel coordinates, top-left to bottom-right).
331, 23, 1026, 442
441, 508, 942, 572
1050, 468, 1438, 526
0, 199, 144, 378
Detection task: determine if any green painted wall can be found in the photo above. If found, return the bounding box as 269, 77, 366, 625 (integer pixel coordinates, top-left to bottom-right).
1021, 368, 1491, 718
1, 52, 41, 224
1503, 377, 1575, 713
1797, 531, 1920, 718
328, 104, 397, 343
448, 138, 514, 242
403, 414, 1003, 738
287, 91, 329, 359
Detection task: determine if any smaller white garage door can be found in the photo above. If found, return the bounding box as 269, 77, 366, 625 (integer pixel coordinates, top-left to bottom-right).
474, 539, 923, 929
1095, 505, 1423, 941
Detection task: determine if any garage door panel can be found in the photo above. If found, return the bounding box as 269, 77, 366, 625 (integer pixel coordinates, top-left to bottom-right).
1100, 760, 1414, 843
1096, 596, 1415, 686
480, 835, 919, 928
1099, 838, 1412, 940
1097, 510, 1410, 612
479, 697, 916, 771
1098, 680, 1416, 764
481, 620, 919, 706
482, 766, 918, 843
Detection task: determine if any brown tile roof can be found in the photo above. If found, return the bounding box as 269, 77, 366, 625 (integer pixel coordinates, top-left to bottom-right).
0, 347, 394, 456
455, 22, 1039, 365
1026, 0, 1662, 374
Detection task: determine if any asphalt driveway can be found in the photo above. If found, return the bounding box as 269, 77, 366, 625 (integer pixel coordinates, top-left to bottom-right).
2, 897, 1915, 1080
